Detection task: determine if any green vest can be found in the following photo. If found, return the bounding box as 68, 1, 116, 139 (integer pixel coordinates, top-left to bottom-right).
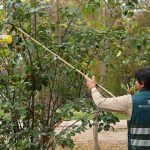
128, 89, 150, 150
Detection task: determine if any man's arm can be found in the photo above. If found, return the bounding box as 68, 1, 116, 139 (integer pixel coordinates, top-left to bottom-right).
85, 76, 132, 120
91, 87, 132, 115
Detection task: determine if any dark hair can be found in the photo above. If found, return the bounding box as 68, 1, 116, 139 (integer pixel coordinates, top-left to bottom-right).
135, 67, 150, 90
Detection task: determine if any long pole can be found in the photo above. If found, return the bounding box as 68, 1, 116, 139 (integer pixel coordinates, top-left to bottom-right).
14, 25, 115, 97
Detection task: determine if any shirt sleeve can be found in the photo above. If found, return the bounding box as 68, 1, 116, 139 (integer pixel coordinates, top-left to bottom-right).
91, 87, 132, 119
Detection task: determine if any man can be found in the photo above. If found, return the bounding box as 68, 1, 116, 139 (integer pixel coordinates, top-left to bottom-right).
85, 67, 150, 150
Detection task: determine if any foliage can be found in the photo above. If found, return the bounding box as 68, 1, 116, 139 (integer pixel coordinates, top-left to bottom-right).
0, 0, 149, 149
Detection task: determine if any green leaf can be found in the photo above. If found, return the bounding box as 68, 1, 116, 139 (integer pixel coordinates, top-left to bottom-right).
98, 127, 103, 132
132, 0, 138, 4
34, 81, 42, 91
94, 0, 99, 2
104, 124, 110, 131
143, 38, 147, 46
137, 44, 141, 51
42, 74, 49, 87
123, 10, 128, 16
116, 51, 122, 57
0, 21, 4, 31
12, 35, 22, 45
99, 123, 104, 127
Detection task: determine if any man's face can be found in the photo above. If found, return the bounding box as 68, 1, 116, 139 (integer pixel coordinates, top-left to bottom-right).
135, 80, 144, 91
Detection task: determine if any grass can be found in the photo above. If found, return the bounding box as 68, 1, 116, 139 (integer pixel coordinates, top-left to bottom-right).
69, 111, 127, 120
113, 112, 127, 120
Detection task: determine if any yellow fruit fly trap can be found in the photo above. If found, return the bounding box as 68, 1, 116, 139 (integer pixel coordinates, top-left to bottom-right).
0, 35, 12, 44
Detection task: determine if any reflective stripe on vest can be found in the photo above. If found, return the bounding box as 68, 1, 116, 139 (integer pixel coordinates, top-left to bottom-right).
131, 128, 150, 146
131, 128, 150, 134
131, 139, 150, 146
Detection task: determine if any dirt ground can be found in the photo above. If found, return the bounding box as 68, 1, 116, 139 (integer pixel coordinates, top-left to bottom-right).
56, 120, 128, 150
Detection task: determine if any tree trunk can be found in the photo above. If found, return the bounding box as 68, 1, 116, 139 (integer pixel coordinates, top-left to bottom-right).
93, 111, 100, 150
56, 0, 61, 44
93, 1, 113, 150
30, 0, 37, 39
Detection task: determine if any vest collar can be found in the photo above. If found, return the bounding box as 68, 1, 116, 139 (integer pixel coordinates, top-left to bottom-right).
139, 88, 150, 92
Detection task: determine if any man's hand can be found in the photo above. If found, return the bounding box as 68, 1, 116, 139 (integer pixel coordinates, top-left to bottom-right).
85, 75, 96, 90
